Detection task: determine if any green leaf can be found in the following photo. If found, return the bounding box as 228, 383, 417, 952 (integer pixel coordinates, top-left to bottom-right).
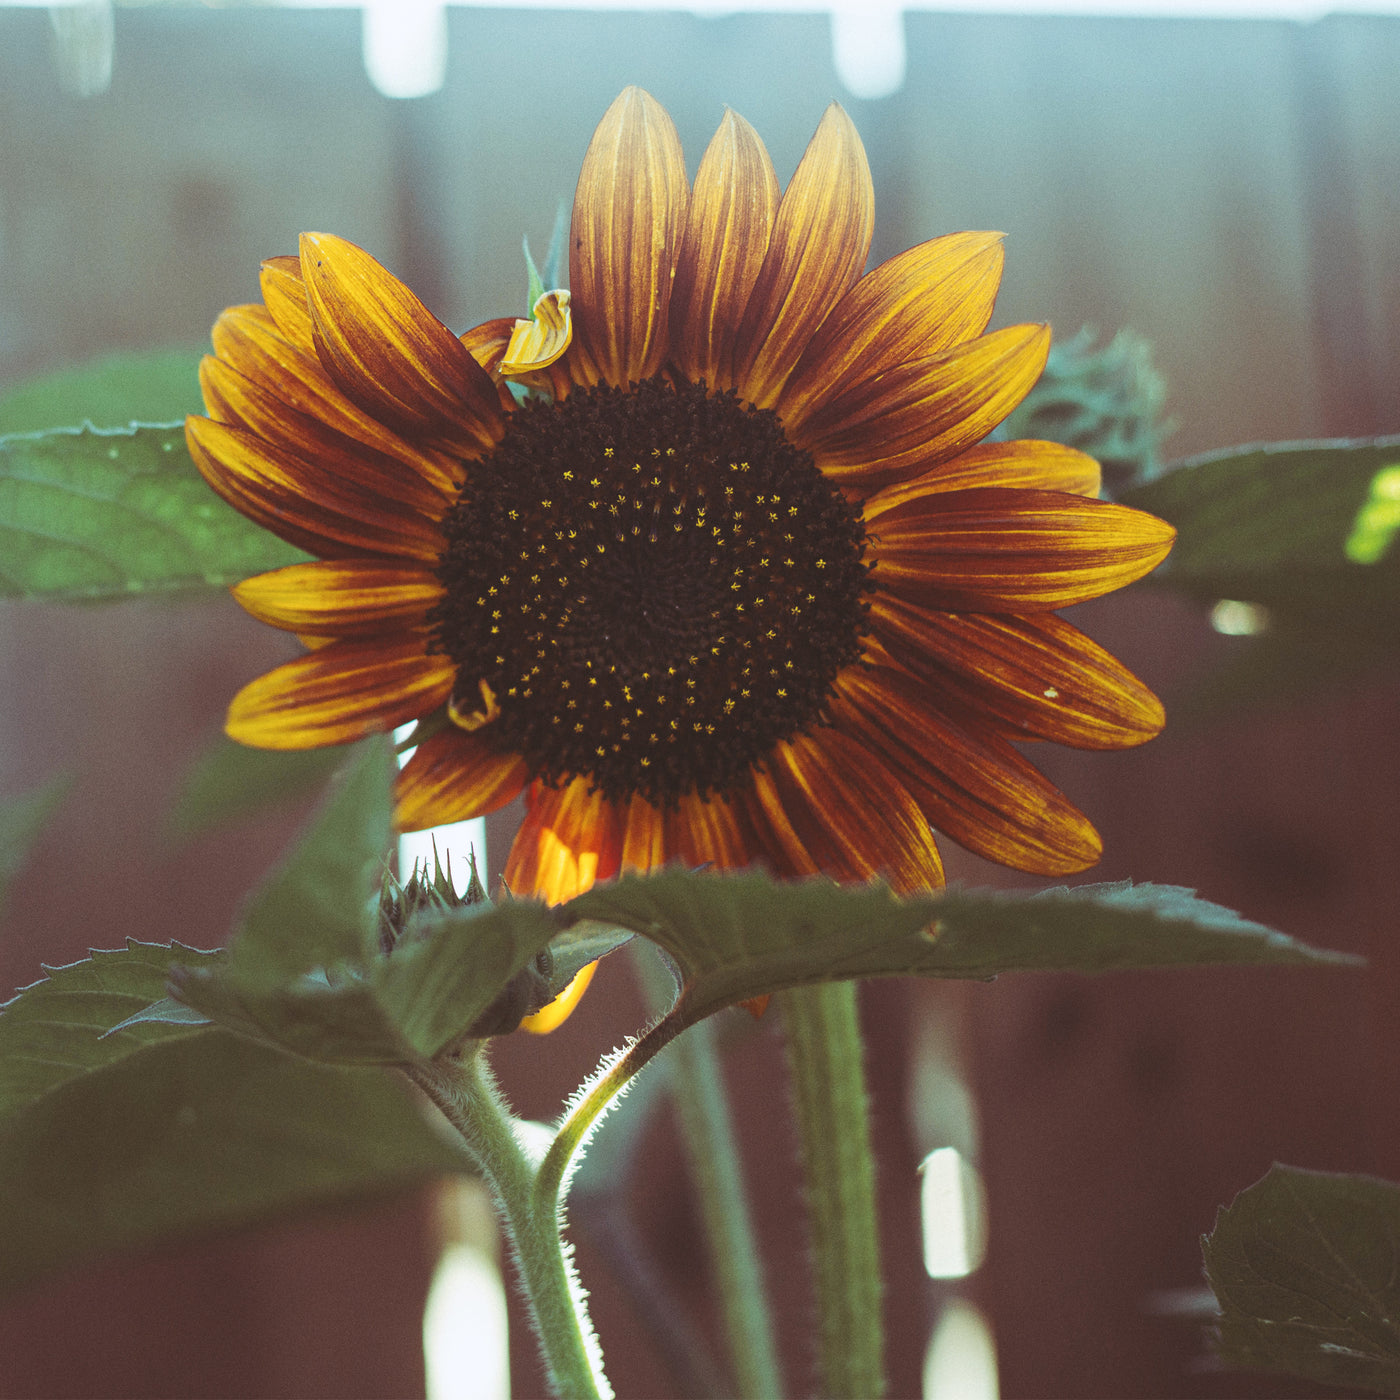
0, 349, 205, 435
0, 940, 468, 1293
0, 423, 307, 600
0, 941, 226, 1121
167, 731, 348, 840
1203, 1164, 1400, 1396
564, 871, 1354, 1025
0, 775, 68, 916
172, 898, 569, 1064
229, 738, 393, 986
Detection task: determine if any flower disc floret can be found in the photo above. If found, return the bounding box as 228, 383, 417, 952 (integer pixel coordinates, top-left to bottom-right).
430, 376, 872, 806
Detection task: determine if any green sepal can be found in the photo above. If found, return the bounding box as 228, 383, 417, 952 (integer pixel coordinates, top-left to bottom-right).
0, 348, 205, 436
564, 871, 1354, 1026
1204, 1164, 1400, 1397
0, 423, 308, 600
0, 774, 69, 917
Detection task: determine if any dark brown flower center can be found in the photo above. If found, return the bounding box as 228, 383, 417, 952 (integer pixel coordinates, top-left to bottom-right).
431, 376, 871, 806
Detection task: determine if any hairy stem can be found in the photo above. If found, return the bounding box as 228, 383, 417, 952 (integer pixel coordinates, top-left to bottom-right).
407, 1053, 608, 1400
778, 981, 885, 1399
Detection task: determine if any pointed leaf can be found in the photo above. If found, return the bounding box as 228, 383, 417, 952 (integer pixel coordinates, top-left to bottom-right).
167, 731, 347, 840
230, 737, 393, 985
0, 775, 68, 916
564, 870, 1353, 1025
1203, 1164, 1400, 1396
0, 423, 307, 600
0, 940, 467, 1293
0, 349, 205, 435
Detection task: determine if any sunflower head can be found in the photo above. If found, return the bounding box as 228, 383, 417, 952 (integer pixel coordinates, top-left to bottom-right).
189, 88, 1174, 1009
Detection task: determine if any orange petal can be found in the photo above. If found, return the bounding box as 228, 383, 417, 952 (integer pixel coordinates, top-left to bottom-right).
299, 232, 504, 451
669, 109, 779, 389
797, 323, 1050, 491
868, 596, 1165, 749
394, 726, 530, 831
231, 560, 442, 637
866, 439, 1102, 508
777, 231, 1005, 429
730, 104, 874, 409
749, 728, 944, 894
830, 664, 1102, 875
568, 88, 689, 388
620, 792, 667, 873
867, 486, 1175, 612
200, 355, 453, 517
226, 635, 455, 750
186, 413, 445, 563
664, 789, 754, 871
504, 778, 623, 905
209, 304, 461, 495
259, 255, 317, 355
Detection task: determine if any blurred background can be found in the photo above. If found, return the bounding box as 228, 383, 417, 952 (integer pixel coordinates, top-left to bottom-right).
1, 2, 1399, 1396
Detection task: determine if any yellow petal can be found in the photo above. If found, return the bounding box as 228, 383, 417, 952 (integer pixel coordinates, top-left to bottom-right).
500, 290, 573, 377
568, 88, 689, 388
299, 232, 504, 451
730, 104, 874, 409
798, 323, 1051, 491
521, 962, 597, 1035
777, 231, 1005, 429
669, 109, 780, 389
394, 727, 529, 831
226, 636, 455, 750
232, 560, 442, 636
867, 440, 1102, 508
259, 255, 316, 355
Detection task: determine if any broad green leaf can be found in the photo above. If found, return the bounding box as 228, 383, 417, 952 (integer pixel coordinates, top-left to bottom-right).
545, 921, 633, 995
167, 731, 348, 840
0, 349, 204, 435
0, 941, 225, 1120
1204, 1164, 1400, 1396
230, 738, 393, 986
0, 940, 468, 1293
0, 423, 307, 600
172, 898, 569, 1065
564, 871, 1354, 1025
0, 775, 68, 915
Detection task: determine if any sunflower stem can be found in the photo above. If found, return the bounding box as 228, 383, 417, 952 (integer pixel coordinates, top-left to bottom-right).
632, 947, 784, 1400
778, 980, 885, 1399
407, 1052, 610, 1400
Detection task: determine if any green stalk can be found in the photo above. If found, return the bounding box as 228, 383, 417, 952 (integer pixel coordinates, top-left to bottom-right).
408, 1053, 609, 1400
777, 980, 885, 1399
633, 949, 783, 1399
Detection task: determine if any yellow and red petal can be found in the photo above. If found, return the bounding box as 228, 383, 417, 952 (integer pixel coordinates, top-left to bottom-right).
393, 726, 530, 831
299, 232, 505, 452
259, 255, 317, 355
226, 635, 455, 750
749, 728, 944, 894
669, 109, 780, 390
567, 87, 689, 389
186, 413, 445, 563
208, 305, 461, 496
868, 597, 1165, 749
866, 485, 1175, 612
730, 104, 874, 410
505, 778, 624, 904
830, 664, 1102, 875
796, 323, 1050, 491
665, 789, 754, 871
620, 792, 667, 873
869, 439, 1102, 506
776, 231, 1005, 430
231, 560, 443, 638
199, 355, 453, 518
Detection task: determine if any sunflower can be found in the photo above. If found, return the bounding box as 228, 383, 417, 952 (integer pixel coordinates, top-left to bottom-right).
187, 88, 1173, 1031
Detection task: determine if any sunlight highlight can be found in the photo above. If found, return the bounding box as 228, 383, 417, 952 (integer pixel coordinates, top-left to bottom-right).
923, 1299, 999, 1400
920, 1146, 988, 1279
